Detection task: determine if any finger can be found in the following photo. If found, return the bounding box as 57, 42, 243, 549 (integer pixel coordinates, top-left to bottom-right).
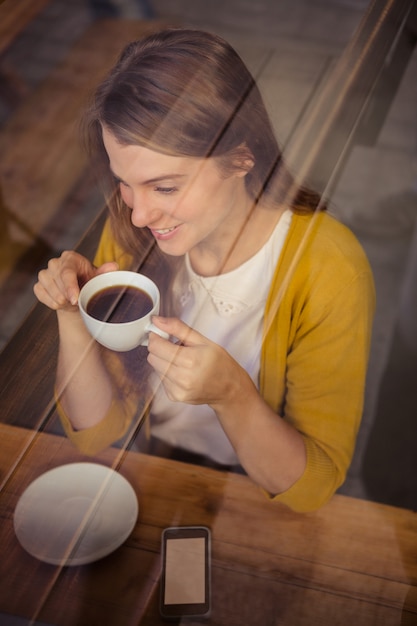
33, 279, 74, 311
35, 252, 93, 308
96, 261, 119, 275
58, 251, 95, 304
149, 344, 213, 405
148, 352, 192, 403
60, 267, 83, 305
151, 316, 209, 347
147, 335, 185, 373
65, 261, 117, 303
147, 336, 211, 399
35, 264, 70, 308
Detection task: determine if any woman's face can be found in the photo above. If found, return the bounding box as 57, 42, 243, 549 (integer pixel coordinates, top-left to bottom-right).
102, 128, 251, 268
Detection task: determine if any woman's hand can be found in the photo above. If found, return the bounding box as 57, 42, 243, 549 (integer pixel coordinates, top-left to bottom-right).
147, 317, 254, 408
149, 317, 307, 496
34, 251, 118, 312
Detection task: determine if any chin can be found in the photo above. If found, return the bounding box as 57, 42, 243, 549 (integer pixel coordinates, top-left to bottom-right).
156, 241, 189, 258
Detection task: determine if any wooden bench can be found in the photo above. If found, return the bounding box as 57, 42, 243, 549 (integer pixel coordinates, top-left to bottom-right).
0, 18, 167, 279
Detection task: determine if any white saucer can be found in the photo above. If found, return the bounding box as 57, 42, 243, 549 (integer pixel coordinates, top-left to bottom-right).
14, 462, 138, 566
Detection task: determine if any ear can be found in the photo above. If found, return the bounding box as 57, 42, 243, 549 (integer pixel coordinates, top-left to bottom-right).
233, 144, 255, 177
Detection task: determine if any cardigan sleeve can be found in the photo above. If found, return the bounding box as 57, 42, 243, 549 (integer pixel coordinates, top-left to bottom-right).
56, 388, 142, 456
272, 270, 374, 511
55, 347, 148, 456
261, 213, 375, 512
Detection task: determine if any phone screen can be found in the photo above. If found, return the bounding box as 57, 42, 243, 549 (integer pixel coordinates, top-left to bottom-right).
164, 536, 206, 604
160, 527, 210, 618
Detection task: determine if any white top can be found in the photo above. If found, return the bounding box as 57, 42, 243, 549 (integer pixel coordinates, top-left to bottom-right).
150, 210, 292, 464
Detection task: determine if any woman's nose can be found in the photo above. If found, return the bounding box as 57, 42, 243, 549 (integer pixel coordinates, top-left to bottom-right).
130, 194, 161, 228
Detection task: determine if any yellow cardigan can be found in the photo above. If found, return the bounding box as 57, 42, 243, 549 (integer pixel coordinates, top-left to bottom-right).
59, 210, 375, 512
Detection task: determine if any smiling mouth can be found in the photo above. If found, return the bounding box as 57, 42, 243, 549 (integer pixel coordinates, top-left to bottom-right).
152, 226, 178, 235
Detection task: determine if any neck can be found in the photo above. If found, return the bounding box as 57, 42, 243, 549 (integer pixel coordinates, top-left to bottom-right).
190, 201, 284, 277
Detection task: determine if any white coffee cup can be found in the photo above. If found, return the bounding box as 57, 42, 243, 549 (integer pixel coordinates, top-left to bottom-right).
78, 271, 169, 352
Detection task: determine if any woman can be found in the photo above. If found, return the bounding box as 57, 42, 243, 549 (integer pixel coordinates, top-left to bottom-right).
34, 28, 375, 512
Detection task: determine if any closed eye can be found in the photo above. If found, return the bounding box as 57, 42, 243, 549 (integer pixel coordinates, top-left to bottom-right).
155, 186, 177, 194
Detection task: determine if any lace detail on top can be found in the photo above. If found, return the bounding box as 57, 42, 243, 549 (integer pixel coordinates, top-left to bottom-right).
210, 293, 247, 315
179, 284, 192, 308
178, 276, 249, 316
176, 210, 293, 318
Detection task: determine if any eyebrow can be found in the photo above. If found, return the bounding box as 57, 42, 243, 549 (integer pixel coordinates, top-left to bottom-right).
110, 169, 186, 186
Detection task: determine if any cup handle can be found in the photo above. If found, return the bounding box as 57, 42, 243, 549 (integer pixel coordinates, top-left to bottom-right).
141, 322, 170, 346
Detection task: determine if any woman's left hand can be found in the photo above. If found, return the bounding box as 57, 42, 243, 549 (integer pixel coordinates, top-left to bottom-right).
147, 316, 252, 407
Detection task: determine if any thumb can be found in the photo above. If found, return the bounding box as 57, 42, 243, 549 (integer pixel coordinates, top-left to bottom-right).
96, 262, 119, 275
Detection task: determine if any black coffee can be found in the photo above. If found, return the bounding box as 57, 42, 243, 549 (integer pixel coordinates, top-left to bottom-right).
86, 285, 153, 324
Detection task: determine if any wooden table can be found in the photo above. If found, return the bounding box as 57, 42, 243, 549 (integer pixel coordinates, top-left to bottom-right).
0, 422, 416, 626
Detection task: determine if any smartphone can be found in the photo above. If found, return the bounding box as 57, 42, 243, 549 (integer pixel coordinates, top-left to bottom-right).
160, 526, 211, 619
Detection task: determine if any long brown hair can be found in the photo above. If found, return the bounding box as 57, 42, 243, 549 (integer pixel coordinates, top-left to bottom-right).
83, 28, 323, 291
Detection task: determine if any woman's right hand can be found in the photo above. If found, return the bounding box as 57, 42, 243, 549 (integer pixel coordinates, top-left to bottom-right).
34, 251, 118, 312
